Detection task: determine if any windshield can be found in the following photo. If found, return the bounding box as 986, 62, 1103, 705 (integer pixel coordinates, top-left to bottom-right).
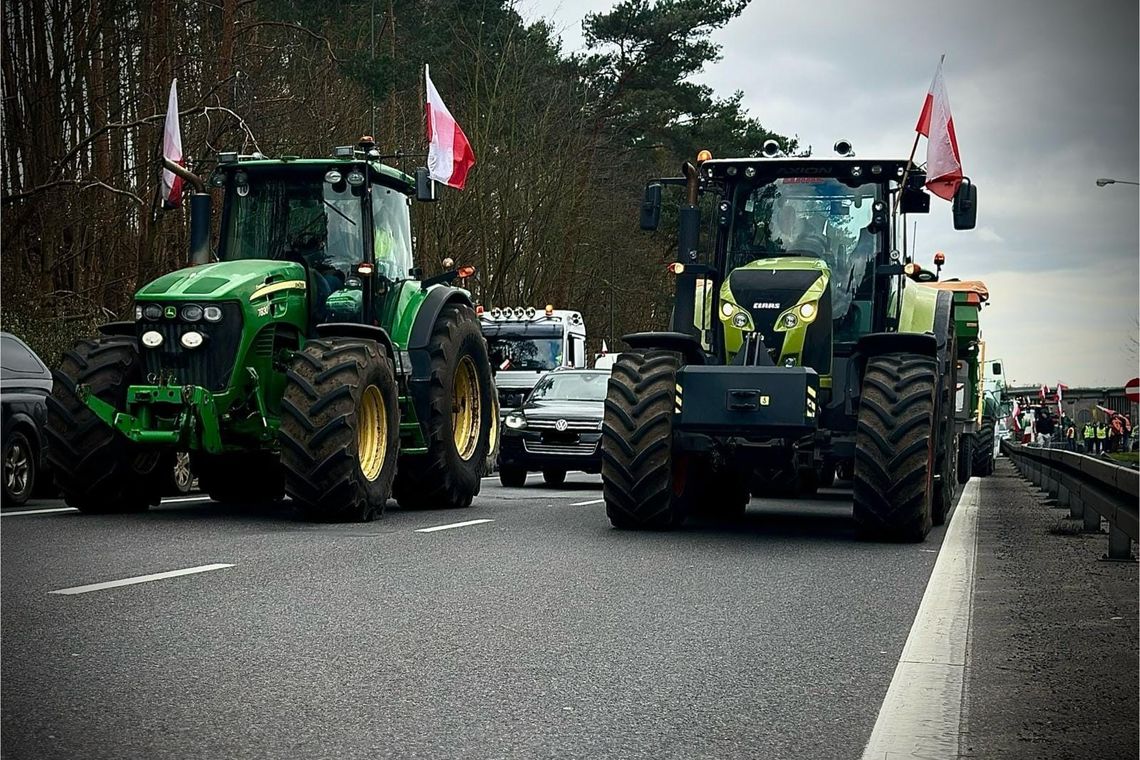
728, 178, 881, 320
372, 185, 414, 280
530, 373, 608, 402
219, 169, 365, 281
488, 336, 564, 371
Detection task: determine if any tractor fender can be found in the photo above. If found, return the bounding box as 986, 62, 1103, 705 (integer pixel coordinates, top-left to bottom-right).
314, 323, 396, 364
621, 331, 709, 365
405, 286, 474, 431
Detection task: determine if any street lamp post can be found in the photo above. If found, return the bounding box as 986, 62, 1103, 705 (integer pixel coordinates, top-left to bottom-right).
1095, 177, 1140, 187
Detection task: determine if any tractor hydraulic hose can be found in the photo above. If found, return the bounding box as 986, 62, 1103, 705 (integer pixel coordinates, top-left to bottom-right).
163, 158, 211, 266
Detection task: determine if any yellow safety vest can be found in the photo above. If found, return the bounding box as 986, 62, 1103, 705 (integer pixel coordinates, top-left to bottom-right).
1096, 426, 1107, 439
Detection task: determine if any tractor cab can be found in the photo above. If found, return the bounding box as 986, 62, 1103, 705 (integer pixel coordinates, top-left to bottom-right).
210, 144, 418, 331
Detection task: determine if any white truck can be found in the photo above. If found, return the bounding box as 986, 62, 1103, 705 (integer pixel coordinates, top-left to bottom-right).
480, 306, 588, 415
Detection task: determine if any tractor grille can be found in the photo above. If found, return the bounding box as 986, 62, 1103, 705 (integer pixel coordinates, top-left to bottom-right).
728, 267, 833, 374
138, 302, 245, 391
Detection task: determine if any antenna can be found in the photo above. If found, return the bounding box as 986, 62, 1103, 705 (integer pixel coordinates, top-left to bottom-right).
370, 0, 376, 137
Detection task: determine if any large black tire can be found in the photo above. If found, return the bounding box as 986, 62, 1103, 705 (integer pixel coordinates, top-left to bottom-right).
192, 451, 284, 504
279, 339, 399, 522
957, 432, 974, 484
852, 353, 936, 542
973, 421, 995, 476
499, 464, 526, 487
394, 303, 494, 510
601, 351, 683, 530
45, 337, 166, 513
2, 429, 36, 507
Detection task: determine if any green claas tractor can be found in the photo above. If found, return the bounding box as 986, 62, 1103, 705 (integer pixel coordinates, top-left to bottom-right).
603, 139, 978, 541
45, 137, 494, 521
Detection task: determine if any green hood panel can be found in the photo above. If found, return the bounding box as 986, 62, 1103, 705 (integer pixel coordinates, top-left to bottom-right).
137, 260, 307, 301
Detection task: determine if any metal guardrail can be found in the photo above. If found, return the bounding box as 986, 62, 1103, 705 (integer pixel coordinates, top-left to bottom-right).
1002, 440, 1138, 560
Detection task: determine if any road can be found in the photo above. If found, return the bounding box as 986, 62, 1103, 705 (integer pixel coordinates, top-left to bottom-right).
2, 474, 952, 759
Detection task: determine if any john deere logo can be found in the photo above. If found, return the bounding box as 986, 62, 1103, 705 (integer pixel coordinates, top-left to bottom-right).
555, 419, 568, 432
752, 302, 780, 309
164, 306, 177, 319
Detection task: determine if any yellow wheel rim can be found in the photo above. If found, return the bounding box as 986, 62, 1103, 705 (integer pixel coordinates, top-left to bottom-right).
358, 384, 387, 481
452, 355, 482, 461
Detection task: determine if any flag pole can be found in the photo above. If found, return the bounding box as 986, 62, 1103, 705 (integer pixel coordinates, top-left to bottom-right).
898, 54, 945, 216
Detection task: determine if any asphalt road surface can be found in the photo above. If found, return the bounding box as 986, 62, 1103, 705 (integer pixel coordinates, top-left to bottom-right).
2, 474, 951, 760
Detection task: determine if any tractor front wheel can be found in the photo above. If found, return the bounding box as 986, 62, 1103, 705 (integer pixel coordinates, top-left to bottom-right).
279, 339, 399, 522
45, 337, 166, 513
852, 352, 937, 542
394, 303, 493, 510
973, 422, 996, 476
601, 350, 683, 530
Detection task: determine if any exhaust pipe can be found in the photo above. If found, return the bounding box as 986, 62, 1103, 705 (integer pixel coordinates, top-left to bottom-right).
163, 158, 211, 266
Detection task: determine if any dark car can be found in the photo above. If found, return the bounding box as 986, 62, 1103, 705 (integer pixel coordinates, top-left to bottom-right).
1, 332, 52, 506
498, 369, 608, 487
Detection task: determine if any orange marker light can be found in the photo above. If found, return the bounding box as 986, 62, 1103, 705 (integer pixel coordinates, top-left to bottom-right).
545, 304, 554, 316
667, 262, 686, 274
904, 263, 922, 277
696, 149, 713, 163
933, 251, 945, 266
476, 305, 485, 315
458, 265, 476, 278
357, 262, 375, 276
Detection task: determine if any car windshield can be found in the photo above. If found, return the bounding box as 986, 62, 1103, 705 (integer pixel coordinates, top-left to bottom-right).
529, 373, 608, 402
219, 168, 365, 283
728, 177, 881, 319
488, 336, 563, 371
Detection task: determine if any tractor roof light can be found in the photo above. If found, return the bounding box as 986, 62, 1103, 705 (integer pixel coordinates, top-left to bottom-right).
357, 262, 375, 276
491, 308, 502, 319
476, 305, 485, 315
458, 265, 476, 278
667, 263, 685, 275
904, 263, 922, 277
525, 307, 536, 318
217, 151, 238, 164
545, 304, 554, 316
696, 149, 712, 163
333, 145, 355, 158
934, 252, 946, 266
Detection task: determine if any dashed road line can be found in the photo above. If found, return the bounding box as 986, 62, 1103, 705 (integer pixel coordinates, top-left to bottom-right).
570, 498, 605, 506
49, 563, 235, 596
415, 519, 494, 533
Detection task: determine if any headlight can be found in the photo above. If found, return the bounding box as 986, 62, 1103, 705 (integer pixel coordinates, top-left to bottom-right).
143, 304, 163, 321
799, 302, 817, 320
203, 305, 223, 322
135, 305, 143, 321
782, 313, 798, 329
180, 304, 203, 322
732, 312, 749, 329
141, 330, 163, 348
783, 356, 797, 367
504, 413, 527, 430
720, 301, 754, 331
180, 331, 204, 349
721, 302, 734, 317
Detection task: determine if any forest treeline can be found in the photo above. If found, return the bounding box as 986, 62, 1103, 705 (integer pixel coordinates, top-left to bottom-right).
1, 0, 791, 362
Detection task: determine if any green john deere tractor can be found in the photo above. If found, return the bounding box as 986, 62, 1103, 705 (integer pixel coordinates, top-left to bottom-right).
46, 137, 494, 521
602, 139, 978, 541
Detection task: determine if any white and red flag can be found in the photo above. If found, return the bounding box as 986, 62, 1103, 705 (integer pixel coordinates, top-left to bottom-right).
1039, 384, 1049, 400
425, 65, 476, 190
161, 79, 185, 208
915, 56, 963, 201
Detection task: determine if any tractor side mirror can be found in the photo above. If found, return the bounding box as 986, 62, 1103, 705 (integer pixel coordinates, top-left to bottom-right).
415, 167, 437, 202
953, 179, 977, 230
991, 361, 1003, 376
640, 184, 662, 231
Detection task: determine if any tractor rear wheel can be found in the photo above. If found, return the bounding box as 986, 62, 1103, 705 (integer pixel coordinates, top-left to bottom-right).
45, 337, 166, 513
394, 303, 494, 510
973, 422, 995, 476
193, 452, 284, 504
279, 339, 399, 522
601, 350, 683, 530
852, 353, 937, 542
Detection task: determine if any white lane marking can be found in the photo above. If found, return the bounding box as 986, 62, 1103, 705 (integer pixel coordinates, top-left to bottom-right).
861, 477, 980, 759
160, 495, 213, 504
415, 519, 494, 533
49, 563, 235, 596
571, 498, 604, 506
1, 507, 79, 517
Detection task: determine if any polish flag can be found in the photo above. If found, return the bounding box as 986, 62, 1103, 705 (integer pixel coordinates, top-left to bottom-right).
425, 65, 476, 190
915, 56, 963, 201
601, 340, 608, 354
161, 79, 184, 208
1039, 384, 1049, 400
1055, 382, 1070, 401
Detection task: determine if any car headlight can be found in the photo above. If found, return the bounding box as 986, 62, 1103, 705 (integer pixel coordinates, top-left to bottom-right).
180, 304, 203, 322
504, 412, 527, 430
143, 304, 163, 321
203, 305, 223, 322
180, 331, 204, 349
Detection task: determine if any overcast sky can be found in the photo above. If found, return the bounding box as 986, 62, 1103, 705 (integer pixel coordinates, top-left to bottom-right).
521, 0, 1140, 388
